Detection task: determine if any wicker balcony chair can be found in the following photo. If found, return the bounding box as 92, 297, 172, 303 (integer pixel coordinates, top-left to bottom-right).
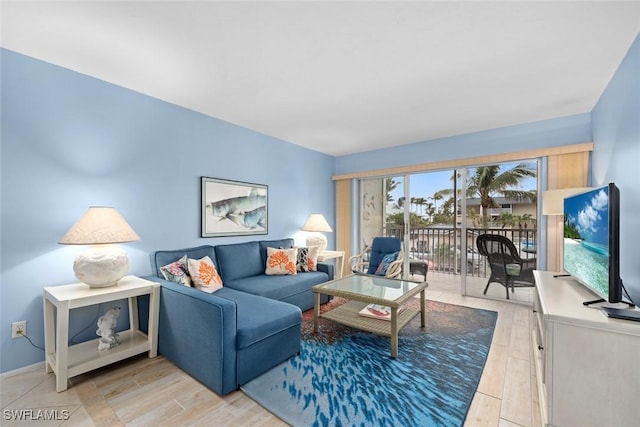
476, 233, 536, 299
349, 237, 403, 279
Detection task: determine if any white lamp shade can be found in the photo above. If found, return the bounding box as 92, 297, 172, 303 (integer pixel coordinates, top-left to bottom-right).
60, 207, 139, 287
301, 214, 333, 232
60, 207, 140, 244
542, 188, 592, 215
301, 214, 332, 254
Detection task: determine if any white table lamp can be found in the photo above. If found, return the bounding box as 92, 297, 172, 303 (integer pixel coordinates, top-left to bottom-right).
59, 207, 140, 288
301, 214, 333, 254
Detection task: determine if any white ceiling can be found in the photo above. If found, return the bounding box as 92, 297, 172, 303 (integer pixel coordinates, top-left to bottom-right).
2, 2, 639, 157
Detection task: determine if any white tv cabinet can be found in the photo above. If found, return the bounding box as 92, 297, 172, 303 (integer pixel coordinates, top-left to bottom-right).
532, 271, 640, 427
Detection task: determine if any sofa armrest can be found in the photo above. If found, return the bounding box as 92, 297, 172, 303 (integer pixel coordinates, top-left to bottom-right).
138, 275, 238, 395
317, 262, 334, 281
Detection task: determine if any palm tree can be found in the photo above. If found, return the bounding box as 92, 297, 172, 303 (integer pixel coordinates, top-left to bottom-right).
385, 178, 400, 202
431, 192, 445, 214
517, 213, 534, 229
497, 212, 516, 229
414, 197, 427, 215
467, 163, 537, 227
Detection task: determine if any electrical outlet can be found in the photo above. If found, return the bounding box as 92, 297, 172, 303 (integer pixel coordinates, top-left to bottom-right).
12, 321, 26, 339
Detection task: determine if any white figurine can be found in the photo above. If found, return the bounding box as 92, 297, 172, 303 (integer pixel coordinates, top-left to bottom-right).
96, 306, 121, 351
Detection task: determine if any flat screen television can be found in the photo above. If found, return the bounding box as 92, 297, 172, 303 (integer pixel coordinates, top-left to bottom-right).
563, 183, 621, 304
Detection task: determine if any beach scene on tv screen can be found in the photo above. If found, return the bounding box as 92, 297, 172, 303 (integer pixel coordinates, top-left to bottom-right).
563, 187, 609, 298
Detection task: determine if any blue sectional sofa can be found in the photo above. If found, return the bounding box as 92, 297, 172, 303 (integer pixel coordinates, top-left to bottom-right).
138, 238, 333, 395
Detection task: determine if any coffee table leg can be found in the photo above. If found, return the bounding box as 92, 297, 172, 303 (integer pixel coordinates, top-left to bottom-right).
313, 292, 320, 333
420, 288, 426, 328
390, 307, 398, 358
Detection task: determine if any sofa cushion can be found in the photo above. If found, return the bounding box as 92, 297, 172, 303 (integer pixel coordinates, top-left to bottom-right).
187, 256, 224, 293
265, 247, 298, 275
225, 271, 329, 301
259, 238, 294, 265
215, 241, 263, 281
216, 288, 301, 350
153, 245, 217, 278
159, 255, 192, 286
295, 246, 321, 272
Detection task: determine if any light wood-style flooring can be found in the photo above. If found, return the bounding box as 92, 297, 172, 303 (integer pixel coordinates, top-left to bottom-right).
1, 273, 541, 426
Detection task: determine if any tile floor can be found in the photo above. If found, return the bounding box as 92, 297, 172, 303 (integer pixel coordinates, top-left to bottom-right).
1, 272, 541, 426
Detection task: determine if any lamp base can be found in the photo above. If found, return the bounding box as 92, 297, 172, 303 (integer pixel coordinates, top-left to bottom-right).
73, 247, 129, 288
305, 233, 327, 254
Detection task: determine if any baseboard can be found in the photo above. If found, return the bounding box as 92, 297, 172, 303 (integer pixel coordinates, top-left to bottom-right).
0, 361, 44, 379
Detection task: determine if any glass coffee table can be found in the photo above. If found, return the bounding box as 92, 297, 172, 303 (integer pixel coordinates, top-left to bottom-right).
312, 273, 427, 358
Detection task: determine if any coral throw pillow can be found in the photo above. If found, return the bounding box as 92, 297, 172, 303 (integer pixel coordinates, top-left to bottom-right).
160, 255, 191, 287
266, 247, 298, 275
187, 256, 223, 293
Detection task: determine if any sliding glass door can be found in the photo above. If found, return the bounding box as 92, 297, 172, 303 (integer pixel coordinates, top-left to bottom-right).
357, 159, 539, 302
461, 161, 539, 302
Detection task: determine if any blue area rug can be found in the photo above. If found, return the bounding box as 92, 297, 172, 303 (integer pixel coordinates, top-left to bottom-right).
242, 299, 497, 427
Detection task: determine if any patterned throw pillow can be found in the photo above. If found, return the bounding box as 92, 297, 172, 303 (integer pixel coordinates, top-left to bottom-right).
187, 256, 223, 293
294, 246, 320, 272
265, 247, 298, 275
160, 255, 191, 287
295, 247, 310, 272
375, 251, 399, 276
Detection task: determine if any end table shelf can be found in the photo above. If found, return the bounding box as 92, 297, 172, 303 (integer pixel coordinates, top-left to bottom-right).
43, 275, 160, 392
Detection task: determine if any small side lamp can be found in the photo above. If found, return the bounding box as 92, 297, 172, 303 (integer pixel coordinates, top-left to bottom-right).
59, 207, 140, 288
301, 214, 333, 254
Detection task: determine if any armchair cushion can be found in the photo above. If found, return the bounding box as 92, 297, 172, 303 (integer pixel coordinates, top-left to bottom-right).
374, 251, 400, 276
366, 237, 402, 275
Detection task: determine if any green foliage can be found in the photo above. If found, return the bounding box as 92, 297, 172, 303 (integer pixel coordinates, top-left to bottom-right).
497, 212, 515, 228
387, 212, 430, 227
564, 215, 582, 239
465, 163, 537, 227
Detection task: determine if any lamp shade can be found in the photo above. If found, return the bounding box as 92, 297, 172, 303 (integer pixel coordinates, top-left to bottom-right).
542, 188, 592, 216
301, 214, 333, 232
60, 207, 140, 244
301, 214, 332, 254
60, 207, 140, 288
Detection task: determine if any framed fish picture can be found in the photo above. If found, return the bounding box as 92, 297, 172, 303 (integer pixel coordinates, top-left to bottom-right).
201, 177, 268, 237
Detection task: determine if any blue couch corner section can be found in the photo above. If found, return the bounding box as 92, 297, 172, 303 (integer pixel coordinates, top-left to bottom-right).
139, 238, 334, 395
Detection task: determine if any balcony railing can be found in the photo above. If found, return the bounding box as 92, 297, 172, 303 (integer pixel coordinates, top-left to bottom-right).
382, 225, 537, 277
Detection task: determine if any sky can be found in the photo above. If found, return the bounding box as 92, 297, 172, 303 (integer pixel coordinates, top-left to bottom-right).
388, 161, 538, 206
564, 186, 610, 246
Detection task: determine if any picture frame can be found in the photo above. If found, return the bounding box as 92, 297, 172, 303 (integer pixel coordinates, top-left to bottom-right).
201, 177, 268, 237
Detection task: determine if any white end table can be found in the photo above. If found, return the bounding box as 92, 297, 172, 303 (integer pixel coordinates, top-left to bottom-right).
43, 275, 160, 392
317, 250, 345, 279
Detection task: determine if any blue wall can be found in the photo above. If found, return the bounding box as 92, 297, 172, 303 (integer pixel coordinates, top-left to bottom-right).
592, 33, 640, 303
2, 32, 638, 373
0, 49, 335, 373
335, 113, 592, 176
